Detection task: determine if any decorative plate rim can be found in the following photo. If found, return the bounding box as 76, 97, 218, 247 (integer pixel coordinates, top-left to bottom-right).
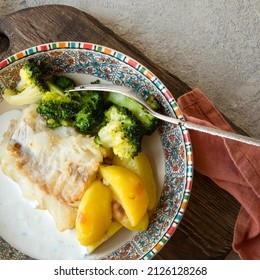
0, 41, 193, 260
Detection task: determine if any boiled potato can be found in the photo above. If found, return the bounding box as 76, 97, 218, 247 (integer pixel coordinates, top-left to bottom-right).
128, 212, 149, 231
112, 199, 149, 231
86, 221, 122, 253
100, 165, 149, 227
113, 152, 157, 210
76, 180, 112, 246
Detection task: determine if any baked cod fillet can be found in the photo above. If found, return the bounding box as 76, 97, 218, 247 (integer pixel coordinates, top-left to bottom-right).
0, 105, 109, 231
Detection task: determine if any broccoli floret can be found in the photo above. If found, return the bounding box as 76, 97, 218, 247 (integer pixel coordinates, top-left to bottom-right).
45, 79, 67, 96
37, 93, 80, 120
36, 82, 81, 127
3, 85, 45, 107
80, 90, 104, 107
74, 105, 103, 133
52, 75, 76, 91
96, 105, 143, 159
66, 80, 101, 103
46, 118, 71, 129
74, 90, 105, 133
16, 59, 44, 92
105, 91, 160, 135
46, 118, 61, 129
3, 59, 47, 106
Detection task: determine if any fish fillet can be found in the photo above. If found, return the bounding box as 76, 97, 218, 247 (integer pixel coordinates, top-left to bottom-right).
0, 105, 109, 231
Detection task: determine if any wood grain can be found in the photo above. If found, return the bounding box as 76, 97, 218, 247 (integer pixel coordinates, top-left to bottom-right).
0, 4, 241, 260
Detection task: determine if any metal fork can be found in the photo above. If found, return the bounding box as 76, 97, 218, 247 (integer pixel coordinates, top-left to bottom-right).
67, 84, 260, 147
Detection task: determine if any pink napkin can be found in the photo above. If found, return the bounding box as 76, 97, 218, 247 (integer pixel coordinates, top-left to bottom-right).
177, 88, 260, 260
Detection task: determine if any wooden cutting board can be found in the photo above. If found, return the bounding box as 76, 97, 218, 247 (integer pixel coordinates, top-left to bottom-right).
0, 4, 241, 260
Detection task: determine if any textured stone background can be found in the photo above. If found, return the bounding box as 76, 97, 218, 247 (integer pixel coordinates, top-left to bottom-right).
0, 0, 259, 137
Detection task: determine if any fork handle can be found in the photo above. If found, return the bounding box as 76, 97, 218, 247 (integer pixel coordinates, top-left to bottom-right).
182, 119, 260, 146
152, 112, 260, 146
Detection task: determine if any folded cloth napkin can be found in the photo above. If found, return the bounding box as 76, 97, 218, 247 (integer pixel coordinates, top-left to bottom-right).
177, 88, 260, 260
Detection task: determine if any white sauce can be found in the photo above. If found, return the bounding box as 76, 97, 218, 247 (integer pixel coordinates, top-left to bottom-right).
0, 110, 165, 260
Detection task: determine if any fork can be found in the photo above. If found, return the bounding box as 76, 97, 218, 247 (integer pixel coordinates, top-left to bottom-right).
67, 84, 260, 147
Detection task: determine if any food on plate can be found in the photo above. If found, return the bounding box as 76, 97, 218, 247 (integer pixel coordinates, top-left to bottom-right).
106, 91, 160, 135
3, 60, 47, 106
99, 165, 149, 227
0, 104, 109, 231
36, 80, 81, 128
86, 221, 122, 254
76, 180, 113, 246
113, 152, 157, 210
112, 202, 149, 231
96, 105, 143, 159
0, 59, 160, 252
38, 78, 104, 131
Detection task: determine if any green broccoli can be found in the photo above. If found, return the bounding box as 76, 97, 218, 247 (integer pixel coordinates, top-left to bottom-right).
52, 75, 76, 91
96, 105, 143, 159
46, 118, 71, 129
74, 90, 105, 133
105, 91, 160, 135
66, 79, 101, 103
16, 59, 44, 91
36, 81, 80, 128
3, 59, 47, 106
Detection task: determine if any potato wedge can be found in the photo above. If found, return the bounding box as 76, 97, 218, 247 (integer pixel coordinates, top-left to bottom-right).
112, 199, 149, 231
100, 165, 149, 227
76, 180, 112, 246
113, 152, 157, 210
86, 221, 122, 253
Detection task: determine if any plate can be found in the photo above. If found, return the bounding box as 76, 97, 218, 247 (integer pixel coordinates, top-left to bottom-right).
0, 42, 193, 260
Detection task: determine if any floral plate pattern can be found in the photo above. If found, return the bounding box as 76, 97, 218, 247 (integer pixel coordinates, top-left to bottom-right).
0, 42, 193, 260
